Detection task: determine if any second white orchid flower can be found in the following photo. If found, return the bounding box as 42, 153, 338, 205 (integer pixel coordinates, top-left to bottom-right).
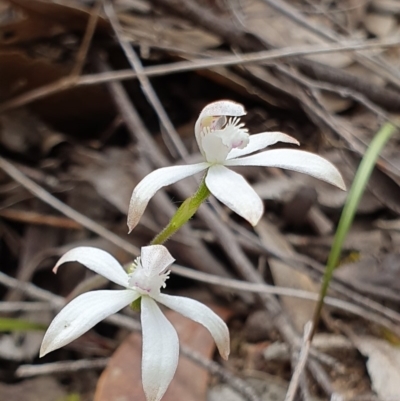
128, 100, 345, 231
40, 245, 229, 401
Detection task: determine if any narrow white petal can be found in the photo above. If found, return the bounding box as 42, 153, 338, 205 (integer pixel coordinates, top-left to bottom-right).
156, 294, 230, 360
141, 296, 179, 401
128, 163, 209, 232
53, 247, 129, 288
40, 290, 138, 357
141, 245, 175, 276
227, 132, 299, 160
225, 149, 346, 190
206, 165, 264, 226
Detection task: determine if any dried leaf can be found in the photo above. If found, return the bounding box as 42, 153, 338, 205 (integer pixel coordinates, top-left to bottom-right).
317, 92, 353, 113
353, 336, 400, 399
268, 258, 317, 332
365, 13, 397, 38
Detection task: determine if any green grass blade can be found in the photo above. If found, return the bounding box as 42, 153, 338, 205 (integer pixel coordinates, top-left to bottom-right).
0, 317, 46, 332
311, 122, 398, 336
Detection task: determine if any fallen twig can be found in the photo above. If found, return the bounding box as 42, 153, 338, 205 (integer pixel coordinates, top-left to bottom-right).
285, 322, 313, 401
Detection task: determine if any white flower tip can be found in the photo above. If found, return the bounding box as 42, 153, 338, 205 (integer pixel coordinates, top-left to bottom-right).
39, 347, 47, 358
326, 166, 346, 191
249, 210, 263, 227
336, 175, 346, 191
127, 192, 147, 233
221, 349, 230, 360
215, 327, 230, 360
318, 158, 346, 191
200, 100, 246, 119
288, 136, 300, 146
39, 338, 55, 358
52, 251, 76, 274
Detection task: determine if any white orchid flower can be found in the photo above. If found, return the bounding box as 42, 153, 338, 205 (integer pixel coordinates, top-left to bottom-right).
40, 245, 229, 401
128, 100, 345, 231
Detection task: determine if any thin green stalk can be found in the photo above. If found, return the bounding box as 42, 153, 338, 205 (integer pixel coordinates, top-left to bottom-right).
151, 176, 210, 245
0, 317, 46, 332
311, 123, 397, 338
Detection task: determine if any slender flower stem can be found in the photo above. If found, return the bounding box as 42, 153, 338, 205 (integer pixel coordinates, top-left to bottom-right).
310, 122, 397, 338
151, 176, 211, 245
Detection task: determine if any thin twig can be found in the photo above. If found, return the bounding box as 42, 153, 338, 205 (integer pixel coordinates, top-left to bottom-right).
260, 0, 400, 89
275, 64, 400, 131
0, 301, 51, 312
285, 322, 313, 401
229, 218, 400, 328
149, 0, 400, 110
0, 208, 83, 229
70, 0, 103, 78
16, 358, 110, 378
1, 37, 400, 113
170, 264, 400, 332
180, 345, 260, 401
0, 156, 140, 256
104, 1, 189, 160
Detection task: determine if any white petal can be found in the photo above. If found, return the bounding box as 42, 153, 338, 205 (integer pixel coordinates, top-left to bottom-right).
227, 132, 299, 160
141, 296, 179, 401
206, 165, 264, 226
156, 294, 230, 360
128, 163, 209, 232
141, 245, 175, 276
53, 247, 129, 288
195, 100, 246, 138
40, 290, 138, 357
225, 149, 346, 190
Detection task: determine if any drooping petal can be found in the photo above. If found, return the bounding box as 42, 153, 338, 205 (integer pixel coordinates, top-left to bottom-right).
156, 294, 230, 360
53, 247, 129, 288
205, 165, 264, 226
141, 296, 179, 401
195, 100, 246, 146
140, 245, 175, 276
128, 163, 209, 232
227, 131, 299, 160
40, 289, 138, 357
225, 149, 346, 190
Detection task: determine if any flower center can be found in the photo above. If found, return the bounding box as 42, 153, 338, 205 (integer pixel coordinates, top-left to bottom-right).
198, 116, 249, 163
127, 257, 170, 296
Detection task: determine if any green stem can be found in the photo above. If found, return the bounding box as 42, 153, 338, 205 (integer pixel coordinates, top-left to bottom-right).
151, 176, 211, 245
311, 122, 397, 338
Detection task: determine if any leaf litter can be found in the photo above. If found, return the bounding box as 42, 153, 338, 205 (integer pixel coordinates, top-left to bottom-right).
1, 0, 400, 400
